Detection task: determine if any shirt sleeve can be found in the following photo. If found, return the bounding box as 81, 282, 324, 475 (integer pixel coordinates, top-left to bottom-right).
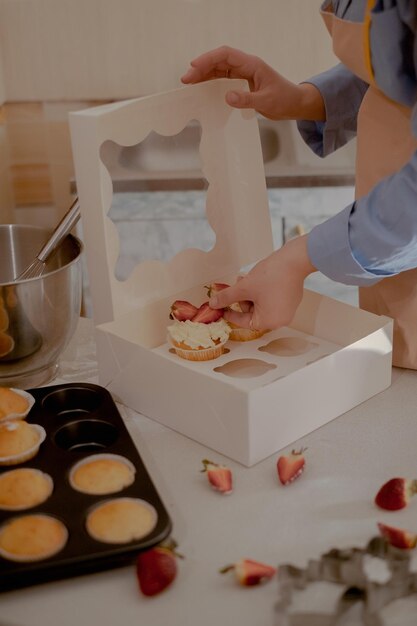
307, 103, 417, 286
296, 63, 368, 157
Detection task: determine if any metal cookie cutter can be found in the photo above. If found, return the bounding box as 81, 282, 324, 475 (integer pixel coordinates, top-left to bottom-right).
274, 536, 417, 625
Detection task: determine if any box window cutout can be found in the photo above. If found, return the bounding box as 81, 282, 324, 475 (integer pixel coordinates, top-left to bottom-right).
214, 358, 276, 379
99, 122, 216, 280
259, 336, 318, 357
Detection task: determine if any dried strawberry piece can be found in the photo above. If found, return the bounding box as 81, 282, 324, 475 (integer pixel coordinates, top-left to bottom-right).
201, 459, 233, 494
374, 478, 417, 511
277, 448, 306, 485
220, 558, 276, 586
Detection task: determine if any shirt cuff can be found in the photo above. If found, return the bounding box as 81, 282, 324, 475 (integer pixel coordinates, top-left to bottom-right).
307, 204, 384, 286
297, 65, 365, 157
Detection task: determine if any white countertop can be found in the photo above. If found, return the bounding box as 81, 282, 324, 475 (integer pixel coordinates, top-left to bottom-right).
2, 317, 417, 626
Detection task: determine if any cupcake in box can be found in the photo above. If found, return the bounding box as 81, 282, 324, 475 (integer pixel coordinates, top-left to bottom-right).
206, 282, 267, 341
167, 300, 230, 361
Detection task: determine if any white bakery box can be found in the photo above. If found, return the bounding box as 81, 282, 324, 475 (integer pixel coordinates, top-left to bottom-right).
69, 79, 393, 467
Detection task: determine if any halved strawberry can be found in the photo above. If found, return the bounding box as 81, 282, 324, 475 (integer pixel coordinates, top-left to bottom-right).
377, 522, 417, 549
205, 282, 230, 298
277, 448, 306, 485
170, 300, 198, 321
201, 459, 233, 494
374, 478, 417, 511
136, 539, 183, 596
192, 302, 224, 324
220, 558, 276, 586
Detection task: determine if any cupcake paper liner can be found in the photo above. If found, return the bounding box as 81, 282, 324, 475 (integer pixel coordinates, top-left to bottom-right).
0, 388, 36, 422
170, 337, 227, 361
0, 424, 46, 467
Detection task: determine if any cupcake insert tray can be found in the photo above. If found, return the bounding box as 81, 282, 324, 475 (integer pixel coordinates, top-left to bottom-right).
0, 382, 172, 591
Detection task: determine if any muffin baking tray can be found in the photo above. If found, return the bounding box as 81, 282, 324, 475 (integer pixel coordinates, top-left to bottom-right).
0, 382, 172, 591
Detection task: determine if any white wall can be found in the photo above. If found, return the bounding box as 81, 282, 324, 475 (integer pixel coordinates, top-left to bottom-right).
0, 0, 336, 101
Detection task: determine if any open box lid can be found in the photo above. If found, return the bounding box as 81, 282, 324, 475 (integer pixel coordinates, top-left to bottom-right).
69, 79, 273, 325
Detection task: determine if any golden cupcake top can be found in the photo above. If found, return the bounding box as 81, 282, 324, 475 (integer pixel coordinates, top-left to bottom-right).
0, 468, 53, 510
86, 498, 157, 544
0, 420, 44, 460
0, 514, 68, 561
69, 454, 136, 495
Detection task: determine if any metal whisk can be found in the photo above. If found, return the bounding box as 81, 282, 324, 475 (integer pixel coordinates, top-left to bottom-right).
16, 198, 81, 281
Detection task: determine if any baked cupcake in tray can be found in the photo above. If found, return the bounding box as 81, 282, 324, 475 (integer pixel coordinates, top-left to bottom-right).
0, 468, 53, 510
0, 420, 46, 466
167, 300, 230, 361
0, 387, 35, 421
0, 514, 68, 562
69, 454, 136, 495
86, 497, 158, 544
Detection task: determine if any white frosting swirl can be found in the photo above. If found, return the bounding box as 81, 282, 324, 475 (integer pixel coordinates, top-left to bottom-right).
167, 318, 230, 349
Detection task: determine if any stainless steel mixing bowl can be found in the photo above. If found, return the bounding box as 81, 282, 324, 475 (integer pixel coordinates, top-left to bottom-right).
0, 224, 83, 389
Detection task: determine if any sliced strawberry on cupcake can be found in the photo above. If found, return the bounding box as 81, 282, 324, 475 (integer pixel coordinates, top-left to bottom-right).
220, 558, 276, 586
277, 448, 306, 485
377, 522, 417, 550
167, 298, 230, 362
170, 300, 198, 322
192, 302, 224, 324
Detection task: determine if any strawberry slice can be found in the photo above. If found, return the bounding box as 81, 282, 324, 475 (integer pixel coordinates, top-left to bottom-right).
201, 459, 233, 494
205, 282, 230, 298
374, 478, 417, 511
277, 448, 306, 485
220, 558, 276, 586
136, 539, 182, 596
170, 300, 199, 322
377, 522, 417, 549
192, 302, 224, 324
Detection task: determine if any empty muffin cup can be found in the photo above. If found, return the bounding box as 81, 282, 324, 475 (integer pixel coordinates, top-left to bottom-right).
69, 454, 136, 495
0, 514, 68, 562
86, 497, 158, 544
0, 468, 53, 510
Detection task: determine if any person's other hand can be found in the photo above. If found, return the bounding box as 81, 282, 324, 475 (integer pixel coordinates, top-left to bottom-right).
181, 46, 325, 122
209, 235, 316, 331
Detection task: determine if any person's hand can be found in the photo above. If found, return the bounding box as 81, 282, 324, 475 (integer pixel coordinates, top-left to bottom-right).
181, 46, 325, 122
209, 235, 316, 331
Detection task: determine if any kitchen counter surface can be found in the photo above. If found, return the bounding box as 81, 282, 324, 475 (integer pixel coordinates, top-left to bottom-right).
2, 317, 417, 626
